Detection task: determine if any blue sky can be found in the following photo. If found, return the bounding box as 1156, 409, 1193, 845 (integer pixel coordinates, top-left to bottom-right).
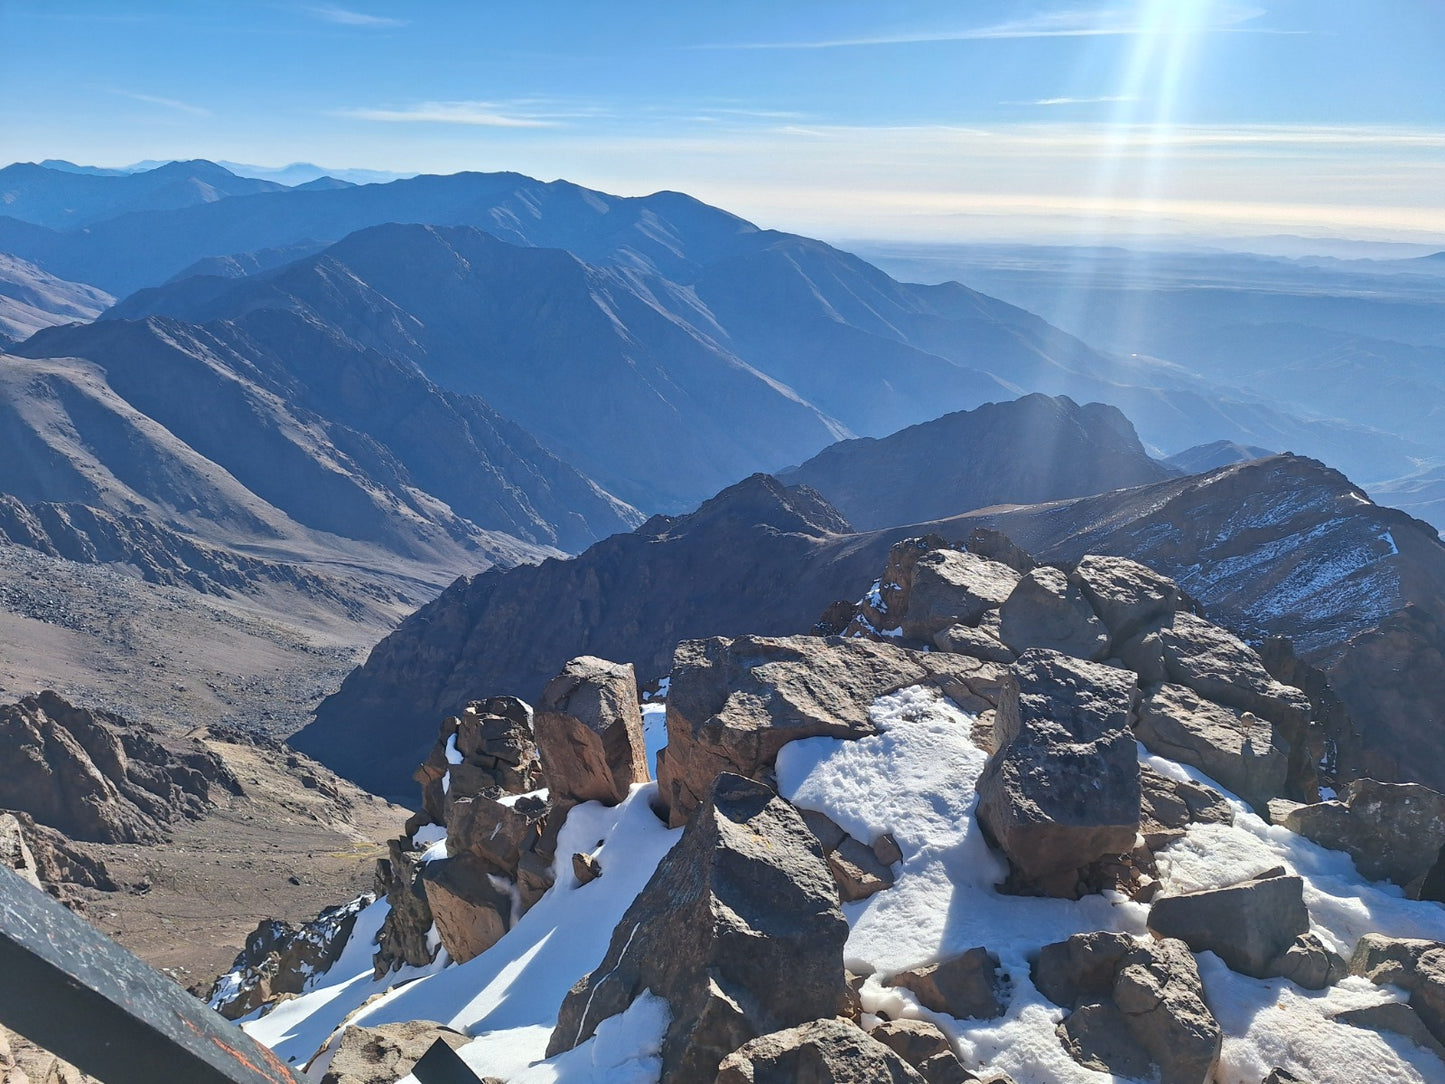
3, 1, 1443, 243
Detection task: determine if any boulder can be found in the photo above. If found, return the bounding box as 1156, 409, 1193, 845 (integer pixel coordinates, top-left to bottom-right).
964, 528, 1037, 575
900, 551, 1021, 641
1267, 933, 1347, 991
1147, 869, 1309, 979
854, 535, 954, 634
1153, 614, 1311, 729
931, 624, 1016, 664
1033, 931, 1221, 1084
868, 1019, 977, 1083
1282, 779, 1445, 897
827, 837, 896, 902
975, 650, 1140, 891
1138, 765, 1234, 851
997, 567, 1110, 661
419, 852, 513, 965
534, 656, 650, 809
659, 635, 991, 827
413, 697, 541, 828
885, 947, 1007, 1020
1136, 683, 1290, 809
715, 1019, 926, 1084
1333, 1002, 1445, 1061
318, 1021, 476, 1084
1073, 555, 1190, 642
549, 774, 848, 1082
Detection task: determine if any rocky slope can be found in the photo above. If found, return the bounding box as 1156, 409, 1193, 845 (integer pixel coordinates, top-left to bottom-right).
0, 252, 113, 346
234, 538, 1445, 1084
780, 393, 1175, 530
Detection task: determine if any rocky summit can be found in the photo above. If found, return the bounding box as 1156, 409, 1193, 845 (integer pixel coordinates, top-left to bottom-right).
202, 531, 1445, 1084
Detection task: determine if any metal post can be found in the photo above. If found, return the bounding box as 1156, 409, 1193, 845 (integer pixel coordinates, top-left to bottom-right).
0, 863, 303, 1084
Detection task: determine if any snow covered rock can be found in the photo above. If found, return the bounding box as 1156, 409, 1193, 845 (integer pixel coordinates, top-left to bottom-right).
1281, 779, 1445, 898
534, 655, 650, 810
1136, 683, 1289, 811
659, 634, 992, 827
210, 894, 373, 1020
1138, 764, 1234, 850
317, 1020, 476, 1084
975, 649, 1140, 894
447, 791, 549, 876
900, 550, 1021, 641
997, 567, 1110, 662
884, 947, 1008, 1020
1147, 868, 1311, 979
867, 1019, 978, 1083
715, 1018, 926, 1083
1033, 931, 1221, 1084
548, 773, 848, 1082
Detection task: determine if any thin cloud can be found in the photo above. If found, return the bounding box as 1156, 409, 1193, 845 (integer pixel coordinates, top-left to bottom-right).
334, 101, 562, 128
306, 6, 407, 28
702, 5, 1301, 49
109, 90, 212, 117
1005, 95, 1141, 106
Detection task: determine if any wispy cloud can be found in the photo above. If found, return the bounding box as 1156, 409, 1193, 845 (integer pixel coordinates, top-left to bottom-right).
306, 6, 407, 28
109, 90, 212, 117
1005, 95, 1141, 106
333, 100, 564, 128
701, 5, 1301, 49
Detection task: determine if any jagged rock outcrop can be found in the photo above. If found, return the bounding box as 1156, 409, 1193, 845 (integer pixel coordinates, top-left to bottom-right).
1033, 932, 1222, 1084
409, 697, 540, 835
1279, 779, 1445, 899
0, 691, 237, 844
317, 1021, 476, 1084
372, 840, 436, 978
975, 650, 1140, 895
658, 634, 1006, 827
209, 895, 373, 1020
898, 550, 1021, 642
418, 854, 512, 966
715, 1019, 927, 1084
533, 656, 649, 810
549, 774, 848, 1082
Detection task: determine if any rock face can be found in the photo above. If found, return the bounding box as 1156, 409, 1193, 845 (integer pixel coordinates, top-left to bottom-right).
418, 854, 512, 966
1073, 555, 1192, 643
1153, 614, 1311, 729
549, 774, 848, 1082
533, 656, 650, 809
1147, 869, 1310, 979
1033, 932, 1222, 1084
318, 1021, 474, 1084
0, 690, 237, 844
658, 634, 998, 828
975, 650, 1141, 893
898, 550, 1021, 641
209, 895, 372, 1020
0, 813, 41, 891
1282, 779, 1445, 898
715, 1019, 927, 1084
410, 698, 540, 833
372, 840, 436, 978
1138, 765, 1234, 851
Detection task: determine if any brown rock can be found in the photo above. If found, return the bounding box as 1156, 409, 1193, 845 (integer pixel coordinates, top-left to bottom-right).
1034, 932, 1221, 1084
534, 656, 650, 810
1267, 933, 1348, 991
886, 947, 1007, 1020
1139, 765, 1234, 851
419, 852, 512, 965
868, 1019, 977, 1083
828, 836, 896, 902
1349, 936, 1445, 1047
931, 624, 1017, 664
572, 851, 602, 885
715, 1019, 926, 1084
1154, 614, 1311, 729
318, 1021, 471, 1084
372, 840, 436, 977
1333, 1002, 1445, 1061
0, 813, 41, 890
446, 791, 549, 877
